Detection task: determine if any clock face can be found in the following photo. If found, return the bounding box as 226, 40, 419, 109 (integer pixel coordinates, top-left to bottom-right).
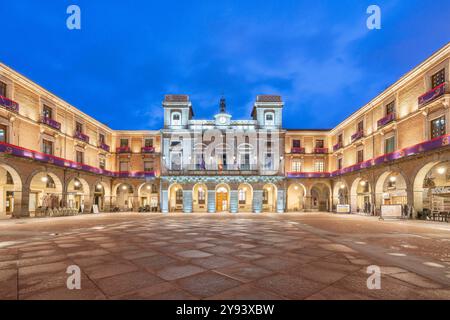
219, 116, 226, 124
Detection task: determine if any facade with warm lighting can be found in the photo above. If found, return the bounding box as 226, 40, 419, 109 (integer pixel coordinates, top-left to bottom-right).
0, 42, 450, 218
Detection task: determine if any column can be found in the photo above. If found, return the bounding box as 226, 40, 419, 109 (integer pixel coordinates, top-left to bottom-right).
253, 190, 263, 213
207, 190, 216, 213
13, 186, 30, 218
183, 190, 193, 213
276, 189, 285, 213
161, 190, 169, 213
230, 190, 238, 213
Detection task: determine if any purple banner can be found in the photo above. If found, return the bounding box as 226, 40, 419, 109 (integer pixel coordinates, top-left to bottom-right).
41, 116, 61, 131
418, 82, 446, 106
0, 95, 19, 113
377, 113, 395, 128
0, 142, 155, 179
141, 146, 155, 153
74, 131, 90, 143
99, 143, 110, 152
351, 130, 364, 142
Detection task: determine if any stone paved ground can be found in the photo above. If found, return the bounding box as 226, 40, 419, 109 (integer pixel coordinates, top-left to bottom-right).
0, 212, 450, 300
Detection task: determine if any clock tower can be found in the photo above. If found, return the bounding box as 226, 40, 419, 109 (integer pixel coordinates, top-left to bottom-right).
214, 96, 232, 126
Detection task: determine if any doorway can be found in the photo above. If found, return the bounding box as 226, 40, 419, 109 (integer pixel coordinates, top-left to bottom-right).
216, 187, 228, 212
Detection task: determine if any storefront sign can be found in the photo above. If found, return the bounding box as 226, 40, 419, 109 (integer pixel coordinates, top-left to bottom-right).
336, 204, 351, 213
431, 186, 450, 195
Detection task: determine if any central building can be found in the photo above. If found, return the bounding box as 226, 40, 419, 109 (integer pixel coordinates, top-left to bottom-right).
160, 94, 286, 213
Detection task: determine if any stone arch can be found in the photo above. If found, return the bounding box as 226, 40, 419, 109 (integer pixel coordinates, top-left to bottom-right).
237, 183, 253, 212
262, 183, 277, 212
413, 160, 449, 214
193, 183, 208, 212
0, 162, 23, 217
168, 183, 183, 212
137, 181, 159, 209
114, 182, 135, 211
333, 180, 349, 208
287, 182, 307, 212
309, 182, 331, 211
66, 177, 91, 212
215, 183, 231, 212
92, 180, 111, 212
374, 170, 408, 209
27, 170, 63, 214
350, 176, 373, 214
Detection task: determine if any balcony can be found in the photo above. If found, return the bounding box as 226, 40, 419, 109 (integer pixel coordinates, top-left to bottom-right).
116, 146, 131, 153
333, 142, 343, 152
0, 95, 19, 113
141, 146, 155, 154
291, 147, 305, 154
377, 113, 395, 129
314, 148, 328, 154
40, 116, 61, 131
418, 82, 447, 107
99, 142, 110, 152
351, 130, 364, 142
74, 131, 90, 143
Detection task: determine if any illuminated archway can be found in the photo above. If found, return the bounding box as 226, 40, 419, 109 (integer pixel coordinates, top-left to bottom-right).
215, 183, 230, 212
193, 183, 208, 212
262, 183, 277, 212
168, 183, 183, 212
287, 183, 306, 212
237, 183, 253, 212
0, 163, 22, 217
28, 171, 63, 215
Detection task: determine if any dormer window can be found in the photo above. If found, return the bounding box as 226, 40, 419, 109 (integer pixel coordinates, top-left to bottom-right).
265, 112, 275, 126
172, 112, 181, 126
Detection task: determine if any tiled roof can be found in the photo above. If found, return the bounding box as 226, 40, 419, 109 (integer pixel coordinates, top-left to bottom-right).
164, 94, 190, 102
256, 95, 282, 103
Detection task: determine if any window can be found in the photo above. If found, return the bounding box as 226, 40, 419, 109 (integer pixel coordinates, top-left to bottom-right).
314, 160, 324, 172
431, 116, 446, 139
99, 158, 106, 169
170, 152, 182, 170
119, 161, 129, 172
120, 139, 129, 147
42, 139, 53, 155
238, 189, 246, 204
315, 140, 324, 148
43, 105, 53, 119
175, 189, 183, 204
385, 136, 395, 154
291, 160, 302, 172
75, 121, 83, 133
198, 188, 206, 205
431, 68, 445, 89
264, 153, 273, 170
240, 154, 250, 170
357, 149, 364, 163
0, 124, 7, 143
0, 81, 6, 97
144, 138, 153, 147
292, 139, 301, 148
99, 133, 105, 144
386, 101, 395, 115
357, 120, 364, 132
172, 112, 181, 126
338, 134, 343, 145
144, 161, 153, 172
265, 112, 274, 125
337, 158, 343, 170
6, 172, 13, 185
76, 151, 84, 164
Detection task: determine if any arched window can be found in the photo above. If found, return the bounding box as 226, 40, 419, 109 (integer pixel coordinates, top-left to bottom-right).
198, 188, 206, 204
172, 112, 181, 126
265, 112, 275, 126
176, 189, 183, 204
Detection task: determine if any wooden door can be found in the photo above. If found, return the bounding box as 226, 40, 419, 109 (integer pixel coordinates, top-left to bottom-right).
216, 192, 228, 212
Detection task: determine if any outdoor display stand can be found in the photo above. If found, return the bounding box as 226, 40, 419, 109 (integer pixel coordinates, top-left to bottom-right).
336, 204, 351, 214
380, 204, 403, 220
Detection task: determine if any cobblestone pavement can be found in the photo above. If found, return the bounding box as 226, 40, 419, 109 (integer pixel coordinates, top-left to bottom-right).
0, 212, 449, 300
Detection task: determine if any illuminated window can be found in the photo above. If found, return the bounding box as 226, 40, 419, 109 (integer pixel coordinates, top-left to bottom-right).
198, 188, 205, 205
238, 189, 246, 204
431, 116, 446, 139
431, 68, 445, 88
314, 160, 324, 172
292, 160, 302, 172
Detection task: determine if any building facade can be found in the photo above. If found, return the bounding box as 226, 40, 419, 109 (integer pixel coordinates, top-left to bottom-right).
0, 42, 449, 219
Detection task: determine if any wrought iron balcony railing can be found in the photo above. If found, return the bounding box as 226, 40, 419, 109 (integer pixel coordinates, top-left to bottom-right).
0, 95, 19, 113
291, 147, 305, 154
314, 147, 328, 154
418, 82, 447, 107
351, 130, 364, 142
99, 142, 110, 152
333, 142, 343, 152
74, 131, 90, 143
116, 146, 131, 153
141, 146, 155, 154
377, 113, 395, 129
40, 116, 61, 131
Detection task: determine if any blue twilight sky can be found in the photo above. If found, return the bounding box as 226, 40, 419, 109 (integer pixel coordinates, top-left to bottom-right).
1, 1, 449, 130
